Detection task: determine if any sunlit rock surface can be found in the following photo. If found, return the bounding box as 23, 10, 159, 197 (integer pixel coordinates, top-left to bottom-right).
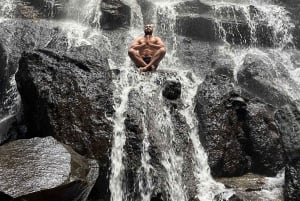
16, 48, 114, 161
0, 136, 98, 201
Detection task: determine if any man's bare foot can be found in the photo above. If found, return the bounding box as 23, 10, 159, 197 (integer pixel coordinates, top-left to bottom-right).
139, 65, 156, 72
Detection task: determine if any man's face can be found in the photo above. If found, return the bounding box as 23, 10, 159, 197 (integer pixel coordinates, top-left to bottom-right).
144, 24, 153, 35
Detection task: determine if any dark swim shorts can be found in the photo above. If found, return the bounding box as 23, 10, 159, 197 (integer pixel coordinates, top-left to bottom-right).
143, 57, 152, 64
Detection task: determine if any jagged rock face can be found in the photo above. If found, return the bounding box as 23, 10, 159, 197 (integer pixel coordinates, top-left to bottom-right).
15, 48, 114, 200
275, 104, 300, 201
195, 67, 284, 177
0, 20, 57, 118
0, 136, 98, 201
237, 53, 300, 107
275, 0, 300, 49
15, 48, 114, 161
100, 0, 131, 30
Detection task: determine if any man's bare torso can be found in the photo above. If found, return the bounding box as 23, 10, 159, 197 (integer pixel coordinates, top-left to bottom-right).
135, 36, 160, 58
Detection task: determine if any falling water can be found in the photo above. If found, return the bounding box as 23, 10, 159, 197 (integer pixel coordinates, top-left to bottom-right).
65, 0, 102, 28
0, 0, 16, 18
109, 0, 143, 200
211, 0, 300, 102
212, 0, 294, 47
108, 1, 230, 200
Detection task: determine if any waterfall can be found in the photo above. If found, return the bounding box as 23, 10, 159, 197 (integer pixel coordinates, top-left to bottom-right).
212, 0, 300, 101
65, 0, 102, 28
108, 1, 229, 200
212, 1, 294, 47
0, 0, 16, 18
1, 0, 296, 200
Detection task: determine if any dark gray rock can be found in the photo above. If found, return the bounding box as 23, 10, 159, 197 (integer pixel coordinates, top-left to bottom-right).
100, 0, 131, 30
0, 192, 12, 200
15, 48, 114, 200
0, 19, 60, 141
237, 53, 300, 107
16, 48, 114, 159
0, 136, 98, 201
275, 104, 300, 201
195, 68, 285, 177
275, 0, 300, 49
162, 80, 181, 100
173, 0, 276, 46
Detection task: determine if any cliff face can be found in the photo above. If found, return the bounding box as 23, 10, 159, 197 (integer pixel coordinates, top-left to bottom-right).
1, 0, 300, 201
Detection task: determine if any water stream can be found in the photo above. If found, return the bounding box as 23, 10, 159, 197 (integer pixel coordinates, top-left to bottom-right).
211, 0, 300, 101
0, 0, 297, 200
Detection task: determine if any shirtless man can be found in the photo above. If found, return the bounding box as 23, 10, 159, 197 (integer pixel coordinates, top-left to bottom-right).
128, 24, 166, 72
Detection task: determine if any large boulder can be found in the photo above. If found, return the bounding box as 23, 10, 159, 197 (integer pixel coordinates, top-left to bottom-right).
0, 19, 61, 141
16, 48, 114, 160
15, 48, 114, 200
237, 53, 300, 107
100, 0, 131, 30
275, 104, 300, 201
195, 67, 284, 177
0, 136, 98, 201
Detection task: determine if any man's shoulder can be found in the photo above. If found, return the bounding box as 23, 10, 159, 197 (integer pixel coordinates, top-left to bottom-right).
135, 36, 144, 40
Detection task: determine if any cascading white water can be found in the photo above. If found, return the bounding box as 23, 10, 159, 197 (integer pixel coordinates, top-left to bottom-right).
0, 0, 16, 18
210, 1, 294, 199
212, 1, 294, 47
178, 71, 230, 201
212, 0, 300, 102
109, 1, 144, 200
1, 0, 295, 200
108, 1, 231, 200
65, 0, 102, 28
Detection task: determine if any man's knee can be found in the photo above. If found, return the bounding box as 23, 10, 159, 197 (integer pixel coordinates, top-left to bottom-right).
128, 48, 136, 57
159, 47, 166, 56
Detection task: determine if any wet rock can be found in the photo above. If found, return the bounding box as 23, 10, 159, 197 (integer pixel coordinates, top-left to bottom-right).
15, 48, 114, 200
176, 15, 217, 41
0, 19, 62, 119
100, 0, 131, 30
195, 69, 284, 177
237, 53, 300, 107
0, 192, 13, 200
20, 0, 66, 19
121, 70, 198, 201
0, 136, 98, 201
0, 115, 18, 145
214, 193, 243, 201
275, 104, 300, 201
275, 0, 300, 49
173, 0, 275, 46
16, 48, 114, 158
162, 80, 181, 100
216, 173, 283, 201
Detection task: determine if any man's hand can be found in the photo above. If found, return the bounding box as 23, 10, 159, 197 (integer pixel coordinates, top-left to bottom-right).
139, 65, 156, 72
135, 43, 146, 50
